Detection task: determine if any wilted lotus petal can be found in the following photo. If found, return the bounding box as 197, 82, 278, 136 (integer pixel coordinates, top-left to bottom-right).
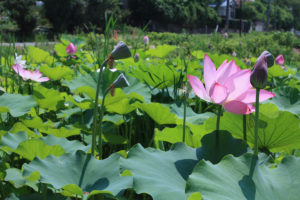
111, 41, 131, 60
250, 55, 268, 89
14, 53, 27, 68
275, 54, 284, 65
112, 73, 130, 89
257, 51, 274, 68
66, 43, 77, 55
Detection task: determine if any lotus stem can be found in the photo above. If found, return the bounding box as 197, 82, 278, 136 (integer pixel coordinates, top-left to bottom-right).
216, 105, 222, 143
91, 59, 107, 156
254, 88, 260, 155
243, 115, 247, 142
183, 90, 187, 142
97, 88, 109, 159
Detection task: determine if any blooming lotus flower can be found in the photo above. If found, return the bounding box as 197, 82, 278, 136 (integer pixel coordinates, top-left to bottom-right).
66, 43, 77, 55
144, 36, 149, 45
12, 64, 49, 82
188, 54, 275, 115
275, 54, 284, 65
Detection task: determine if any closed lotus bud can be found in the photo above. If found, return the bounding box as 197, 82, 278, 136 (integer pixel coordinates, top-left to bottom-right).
112, 73, 130, 89
250, 55, 268, 89
110, 41, 131, 60
144, 36, 149, 45
66, 43, 77, 55
275, 54, 284, 65
257, 51, 274, 68
134, 53, 139, 62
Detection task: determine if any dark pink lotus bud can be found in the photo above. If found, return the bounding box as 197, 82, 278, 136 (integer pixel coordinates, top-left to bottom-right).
66, 43, 77, 55
275, 54, 284, 65
250, 55, 268, 89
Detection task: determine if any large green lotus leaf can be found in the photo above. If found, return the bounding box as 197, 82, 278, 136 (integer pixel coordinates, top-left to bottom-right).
0, 132, 65, 160
1, 132, 89, 160
123, 76, 151, 103
39, 64, 74, 81
145, 45, 177, 58
203, 103, 300, 152
33, 85, 65, 111
186, 154, 300, 200
27, 46, 55, 65
10, 122, 35, 137
39, 126, 80, 137
269, 64, 296, 77
54, 43, 68, 57
63, 70, 119, 100
40, 135, 90, 153
265, 87, 300, 115
120, 131, 248, 200
139, 103, 177, 125
5, 168, 38, 190
23, 152, 132, 198
0, 94, 37, 117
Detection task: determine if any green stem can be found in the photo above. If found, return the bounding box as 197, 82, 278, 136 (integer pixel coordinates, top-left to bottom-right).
183, 91, 187, 142
97, 89, 109, 159
0, 181, 5, 198
91, 59, 107, 156
243, 115, 247, 142
43, 184, 47, 200
216, 105, 222, 136
254, 88, 260, 156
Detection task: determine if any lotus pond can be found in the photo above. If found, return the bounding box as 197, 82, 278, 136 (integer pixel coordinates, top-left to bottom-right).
0, 30, 300, 200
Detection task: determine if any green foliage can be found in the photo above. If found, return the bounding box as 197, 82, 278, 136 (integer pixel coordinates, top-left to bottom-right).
128, 0, 220, 28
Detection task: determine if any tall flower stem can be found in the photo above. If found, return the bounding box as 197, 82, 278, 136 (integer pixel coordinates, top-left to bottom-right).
243, 115, 247, 142
216, 105, 222, 142
97, 88, 109, 159
254, 88, 260, 155
91, 59, 107, 156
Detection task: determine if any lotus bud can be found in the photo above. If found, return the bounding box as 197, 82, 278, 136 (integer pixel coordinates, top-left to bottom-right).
250, 55, 268, 89
144, 36, 149, 45
257, 51, 274, 68
275, 54, 284, 65
111, 41, 131, 60
66, 43, 77, 55
112, 73, 130, 89
134, 53, 139, 62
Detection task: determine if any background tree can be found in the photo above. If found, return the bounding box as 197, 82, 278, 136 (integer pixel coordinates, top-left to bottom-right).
3, 0, 37, 36
43, 0, 87, 33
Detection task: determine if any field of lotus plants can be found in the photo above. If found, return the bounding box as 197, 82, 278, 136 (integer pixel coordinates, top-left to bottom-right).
0, 24, 300, 200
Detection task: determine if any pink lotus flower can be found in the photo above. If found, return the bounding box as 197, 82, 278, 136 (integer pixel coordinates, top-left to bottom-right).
232, 51, 237, 57
66, 43, 77, 55
144, 36, 149, 45
12, 64, 49, 82
188, 54, 275, 115
275, 54, 284, 65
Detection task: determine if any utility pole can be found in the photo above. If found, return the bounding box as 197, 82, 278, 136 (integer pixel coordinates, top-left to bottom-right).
225, 0, 230, 32
240, 0, 243, 36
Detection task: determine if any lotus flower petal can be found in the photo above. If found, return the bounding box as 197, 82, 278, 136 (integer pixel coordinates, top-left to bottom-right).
216, 59, 240, 84
209, 82, 228, 104
187, 75, 210, 101
236, 89, 275, 104
203, 54, 217, 93
223, 101, 253, 115
275, 54, 284, 65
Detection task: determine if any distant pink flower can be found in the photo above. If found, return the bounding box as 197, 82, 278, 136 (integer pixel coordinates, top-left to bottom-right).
114, 29, 117, 40
144, 36, 149, 45
275, 54, 284, 65
12, 64, 49, 82
66, 43, 77, 55
281, 66, 286, 69
232, 51, 237, 57
150, 45, 156, 49
188, 54, 275, 115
